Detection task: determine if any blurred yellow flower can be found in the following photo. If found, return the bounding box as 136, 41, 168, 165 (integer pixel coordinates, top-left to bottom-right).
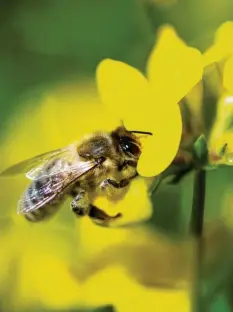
203, 21, 233, 66
97, 25, 203, 177
201, 23, 233, 165
208, 92, 233, 165
223, 55, 233, 93
74, 217, 233, 312
82, 266, 191, 312
175, 22, 233, 169
0, 214, 80, 311
179, 81, 204, 150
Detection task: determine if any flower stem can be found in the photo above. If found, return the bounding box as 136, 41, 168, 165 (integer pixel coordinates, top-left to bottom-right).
190, 169, 206, 312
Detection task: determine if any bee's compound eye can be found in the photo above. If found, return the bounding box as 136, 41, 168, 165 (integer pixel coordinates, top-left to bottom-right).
120, 136, 140, 157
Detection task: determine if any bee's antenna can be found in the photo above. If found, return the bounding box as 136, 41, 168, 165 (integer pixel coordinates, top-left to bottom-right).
130, 130, 153, 136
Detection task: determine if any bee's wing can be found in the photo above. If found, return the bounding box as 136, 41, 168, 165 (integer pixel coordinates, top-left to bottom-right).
0, 143, 78, 180
17, 159, 100, 214
17, 176, 66, 214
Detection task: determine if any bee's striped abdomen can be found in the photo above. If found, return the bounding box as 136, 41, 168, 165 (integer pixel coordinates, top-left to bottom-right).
20, 159, 70, 222
24, 204, 60, 222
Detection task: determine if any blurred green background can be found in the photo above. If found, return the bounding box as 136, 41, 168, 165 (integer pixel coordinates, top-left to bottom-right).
0, 0, 233, 311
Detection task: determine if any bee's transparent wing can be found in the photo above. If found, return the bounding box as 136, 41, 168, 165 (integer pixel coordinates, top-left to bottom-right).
17, 176, 65, 214
17, 159, 100, 214
0, 143, 78, 180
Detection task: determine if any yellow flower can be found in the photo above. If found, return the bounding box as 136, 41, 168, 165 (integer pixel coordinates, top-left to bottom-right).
82, 266, 191, 312
202, 21, 233, 118
208, 92, 233, 165
203, 21, 233, 66
200, 22, 233, 165
175, 22, 233, 168
96, 25, 203, 177
223, 55, 233, 93
0, 215, 81, 310
74, 217, 233, 312
73, 219, 195, 312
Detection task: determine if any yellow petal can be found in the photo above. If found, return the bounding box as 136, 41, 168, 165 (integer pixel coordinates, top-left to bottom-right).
137, 103, 182, 177
184, 82, 203, 119
84, 266, 191, 312
208, 92, 233, 165
96, 58, 149, 125
121, 91, 163, 135
202, 62, 225, 100
147, 25, 203, 104
183, 81, 204, 136
215, 92, 233, 127
204, 21, 233, 66
223, 55, 233, 93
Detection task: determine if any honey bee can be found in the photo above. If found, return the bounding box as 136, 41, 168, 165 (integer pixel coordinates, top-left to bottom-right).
0, 126, 152, 226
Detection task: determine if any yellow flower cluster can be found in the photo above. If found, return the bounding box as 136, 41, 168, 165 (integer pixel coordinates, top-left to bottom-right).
97, 25, 203, 177
203, 22, 233, 165
175, 21, 233, 169
2, 22, 230, 312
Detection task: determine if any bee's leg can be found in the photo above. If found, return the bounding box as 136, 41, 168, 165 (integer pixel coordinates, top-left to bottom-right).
70, 188, 89, 217
100, 174, 137, 191
88, 205, 122, 227
118, 160, 137, 171
100, 178, 128, 190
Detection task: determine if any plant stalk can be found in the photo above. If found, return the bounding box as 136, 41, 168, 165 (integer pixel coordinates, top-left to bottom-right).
190, 169, 206, 312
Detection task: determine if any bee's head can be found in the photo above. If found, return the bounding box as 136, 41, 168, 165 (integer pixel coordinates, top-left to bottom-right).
111, 126, 152, 159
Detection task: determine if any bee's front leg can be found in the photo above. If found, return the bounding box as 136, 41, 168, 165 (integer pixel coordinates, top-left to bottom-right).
118, 160, 137, 170
70, 188, 89, 217
100, 174, 137, 192
100, 178, 129, 190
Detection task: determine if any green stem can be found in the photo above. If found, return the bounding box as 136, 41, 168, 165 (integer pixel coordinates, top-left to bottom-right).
190, 169, 206, 312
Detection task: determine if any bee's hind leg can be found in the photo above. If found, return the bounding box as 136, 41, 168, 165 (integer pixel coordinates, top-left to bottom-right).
88, 205, 122, 227
70, 185, 122, 226
70, 188, 90, 217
